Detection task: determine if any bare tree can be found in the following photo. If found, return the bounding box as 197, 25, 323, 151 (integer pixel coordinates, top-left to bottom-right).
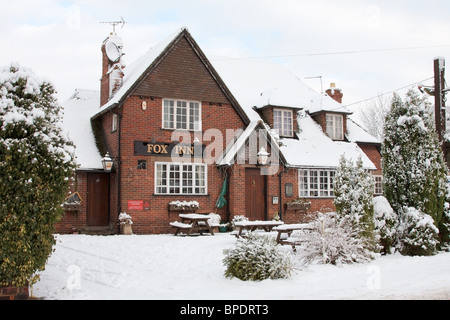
358, 94, 390, 140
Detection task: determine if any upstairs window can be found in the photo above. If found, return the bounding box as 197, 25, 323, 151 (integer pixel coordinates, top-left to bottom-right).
326, 114, 344, 140
273, 109, 293, 137
163, 99, 201, 131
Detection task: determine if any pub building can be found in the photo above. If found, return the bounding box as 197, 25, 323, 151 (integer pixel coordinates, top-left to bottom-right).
56, 28, 382, 235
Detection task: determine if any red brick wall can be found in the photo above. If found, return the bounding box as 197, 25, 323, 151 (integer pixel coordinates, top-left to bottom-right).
0, 285, 29, 300
358, 143, 382, 175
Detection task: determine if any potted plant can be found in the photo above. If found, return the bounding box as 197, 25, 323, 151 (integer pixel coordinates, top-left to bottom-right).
118, 212, 133, 235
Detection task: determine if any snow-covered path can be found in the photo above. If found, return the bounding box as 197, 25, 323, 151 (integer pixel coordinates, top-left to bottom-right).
33, 234, 450, 300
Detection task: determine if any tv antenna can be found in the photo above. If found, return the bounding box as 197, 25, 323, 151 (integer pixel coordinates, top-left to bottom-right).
100, 17, 126, 34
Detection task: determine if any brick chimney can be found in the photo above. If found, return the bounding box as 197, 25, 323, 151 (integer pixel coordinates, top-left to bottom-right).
100, 33, 125, 106
325, 83, 343, 104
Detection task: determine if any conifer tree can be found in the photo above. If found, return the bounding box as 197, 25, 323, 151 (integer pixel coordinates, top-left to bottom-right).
0, 64, 76, 287
334, 155, 378, 253
382, 89, 447, 254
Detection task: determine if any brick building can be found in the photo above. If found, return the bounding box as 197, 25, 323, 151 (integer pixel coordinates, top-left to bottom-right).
56, 28, 381, 235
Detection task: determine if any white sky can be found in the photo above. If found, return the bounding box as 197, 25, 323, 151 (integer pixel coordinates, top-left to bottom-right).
2, 0, 450, 117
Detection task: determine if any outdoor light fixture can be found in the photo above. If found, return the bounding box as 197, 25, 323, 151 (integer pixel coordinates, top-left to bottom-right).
257, 147, 270, 166
102, 152, 114, 172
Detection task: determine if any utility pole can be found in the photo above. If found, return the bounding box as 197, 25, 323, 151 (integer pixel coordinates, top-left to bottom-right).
434, 58, 447, 164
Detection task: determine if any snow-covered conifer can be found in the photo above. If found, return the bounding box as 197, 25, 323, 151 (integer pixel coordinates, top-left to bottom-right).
334, 155, 378, 252
0, 64, 76, 287
382, 89, 447, 254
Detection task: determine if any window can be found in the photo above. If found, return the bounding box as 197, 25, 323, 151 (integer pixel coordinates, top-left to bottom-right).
373, 175, 383, 195
299, 169, 335, 197
273, 109, 293, 137
326, 114, 343, 140
163, 99, 201, 131
112, 114, 118, 132
155, 162, 207, 195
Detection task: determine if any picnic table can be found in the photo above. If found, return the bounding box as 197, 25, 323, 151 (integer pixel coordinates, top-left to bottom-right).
273, 223, 314, 251
232, 220, 284, 238
170, 213, 216, 236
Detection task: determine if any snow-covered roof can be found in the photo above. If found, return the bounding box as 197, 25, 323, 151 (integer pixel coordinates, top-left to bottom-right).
279, 113, 376, 170
62, 89, 103, 169
210, 57, 352, 119
346, 118, 381, 144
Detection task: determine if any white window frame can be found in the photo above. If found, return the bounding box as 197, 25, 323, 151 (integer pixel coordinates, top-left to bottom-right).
373, 175, 383, 196
162, 99, 202, 131
299, 169, 336, 198
155, 162, 207, 195
326, 114, 344, 140
273, 108, 293, 137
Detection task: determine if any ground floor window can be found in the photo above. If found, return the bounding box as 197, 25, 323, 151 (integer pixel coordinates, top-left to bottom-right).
299, 169, 335, 197
155, 162, 207, 195
373, 175, 383, 196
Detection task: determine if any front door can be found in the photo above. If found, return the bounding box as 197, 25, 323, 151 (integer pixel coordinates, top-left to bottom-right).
245, 169, 266, 221
87, 173, 110, 226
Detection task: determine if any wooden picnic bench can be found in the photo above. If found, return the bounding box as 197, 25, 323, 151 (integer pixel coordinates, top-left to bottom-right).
273, 223, 314, 251
232, 220, 284, 238
170, 213, 216, 236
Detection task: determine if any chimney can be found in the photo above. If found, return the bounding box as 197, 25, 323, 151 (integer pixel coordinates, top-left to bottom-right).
325, 83, 343, 104
100, 33, 125, 106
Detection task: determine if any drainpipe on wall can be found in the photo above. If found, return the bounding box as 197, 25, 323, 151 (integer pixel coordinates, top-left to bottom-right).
112, 110, 122, 223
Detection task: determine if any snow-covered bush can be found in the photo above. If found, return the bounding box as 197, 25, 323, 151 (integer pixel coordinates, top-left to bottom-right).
397, 207, 439, 256
298, 213, 378, 266
373, 196, 398, 254
0, 64, 76, 287
223, 232, 293, 281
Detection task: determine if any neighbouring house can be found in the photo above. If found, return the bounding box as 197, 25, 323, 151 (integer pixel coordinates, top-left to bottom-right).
56, 27, 381, 235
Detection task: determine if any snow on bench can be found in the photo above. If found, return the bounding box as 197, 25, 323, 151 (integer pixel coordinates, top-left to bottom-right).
170, 221, 193, 229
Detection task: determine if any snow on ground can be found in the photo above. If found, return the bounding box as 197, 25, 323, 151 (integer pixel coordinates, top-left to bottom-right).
33, 233, 450, 300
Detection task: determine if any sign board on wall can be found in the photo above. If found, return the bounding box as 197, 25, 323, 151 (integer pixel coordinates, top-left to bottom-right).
134, 141, 206, 157
127, 200, 144, 211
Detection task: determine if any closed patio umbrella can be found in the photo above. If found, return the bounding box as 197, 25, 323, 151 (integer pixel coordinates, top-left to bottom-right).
215, 178, 227, 211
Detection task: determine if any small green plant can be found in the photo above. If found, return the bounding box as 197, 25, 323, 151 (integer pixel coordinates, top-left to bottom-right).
223, 232, 293, 281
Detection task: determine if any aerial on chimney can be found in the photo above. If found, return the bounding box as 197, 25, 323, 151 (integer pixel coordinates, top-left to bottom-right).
100, 19, 126, 106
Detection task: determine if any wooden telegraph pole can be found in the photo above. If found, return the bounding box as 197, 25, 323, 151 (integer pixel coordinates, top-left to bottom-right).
434, 58, 447, 163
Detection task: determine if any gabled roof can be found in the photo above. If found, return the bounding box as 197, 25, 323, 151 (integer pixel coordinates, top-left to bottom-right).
217, 120, 286, 166
92, 28, 249, 125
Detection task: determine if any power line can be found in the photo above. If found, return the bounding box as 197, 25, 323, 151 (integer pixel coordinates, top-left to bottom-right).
212, 44, 450, 61
344, 76, 434, 108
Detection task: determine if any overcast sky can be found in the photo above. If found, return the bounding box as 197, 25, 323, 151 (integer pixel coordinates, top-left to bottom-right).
2, 0, 450, 118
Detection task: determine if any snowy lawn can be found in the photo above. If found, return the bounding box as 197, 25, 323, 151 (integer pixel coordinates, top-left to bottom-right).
33, 233, 450, 300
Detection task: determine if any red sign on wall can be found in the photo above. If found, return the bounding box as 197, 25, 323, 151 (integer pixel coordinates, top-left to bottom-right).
128, 200, 144, 211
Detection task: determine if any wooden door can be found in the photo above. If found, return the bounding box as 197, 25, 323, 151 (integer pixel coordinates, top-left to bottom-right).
87, 173, 110, 226
245, 169, 266, 221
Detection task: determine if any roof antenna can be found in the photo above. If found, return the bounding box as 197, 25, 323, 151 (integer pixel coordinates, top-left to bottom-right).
100, 17, 126, 35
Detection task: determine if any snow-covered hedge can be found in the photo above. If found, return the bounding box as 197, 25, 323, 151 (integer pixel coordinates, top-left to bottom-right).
223, 232, 293, 281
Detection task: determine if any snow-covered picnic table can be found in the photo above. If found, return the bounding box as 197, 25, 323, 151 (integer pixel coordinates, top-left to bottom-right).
170, 213, 217, 236
232, 220, 284, 238
272, 223, 314, 251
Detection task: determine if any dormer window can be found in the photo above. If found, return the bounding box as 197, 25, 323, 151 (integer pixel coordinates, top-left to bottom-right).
273, 109, 293, 137
326, 114, 343, 140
